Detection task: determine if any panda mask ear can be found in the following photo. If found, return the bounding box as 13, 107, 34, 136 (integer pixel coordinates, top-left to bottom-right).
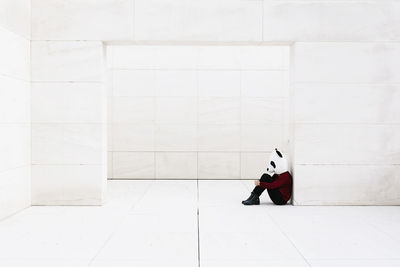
275, 148, 283, 158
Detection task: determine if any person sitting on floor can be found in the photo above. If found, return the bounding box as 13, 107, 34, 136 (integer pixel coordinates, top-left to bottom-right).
242, 149, 292, 205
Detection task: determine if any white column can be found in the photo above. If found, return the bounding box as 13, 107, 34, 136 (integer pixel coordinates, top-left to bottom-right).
31, 41, 107, 205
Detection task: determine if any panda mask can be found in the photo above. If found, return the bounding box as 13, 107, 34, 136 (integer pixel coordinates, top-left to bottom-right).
266, 148, 289, 175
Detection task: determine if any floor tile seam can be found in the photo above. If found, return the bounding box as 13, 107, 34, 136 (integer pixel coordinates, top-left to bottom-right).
86, 180, 155, 267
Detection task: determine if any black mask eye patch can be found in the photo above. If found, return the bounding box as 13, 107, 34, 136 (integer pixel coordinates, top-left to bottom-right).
270, 161, 276, 168
275, 149, 283, 158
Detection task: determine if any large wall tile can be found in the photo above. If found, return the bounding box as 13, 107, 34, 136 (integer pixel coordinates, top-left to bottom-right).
295, 42, 400, 83
198, 71, 240, 97
112, 124, 155, 151
295, 124, 400, 165
32, 124, 106, 165
263, 1, 400, 42
0, 0, 30, 39
240, 46, 285, 70
241, 70, 288, 98
108, 46, 159, 69
241, 98, 284, 124
197, 46, 241, 70
112, 70, 156, 97
112, 97, 155, 123
0, 125, 30, 172
0, 27, 30, 80
156, 152, 197, 179
31, 0, 133, 40
32, 83, 106, 123
0, 166, 30, 220
294, 165, 400, 205
156, 98, 197, 123
198, 98, 240, 124
241, 152, 269, 180
134, 0, 262, 41
241, 124, 285, 152
31, 41, 103, 82
198, 152, 240, 179
155, 71, 197, 97
198, 124, 240, 152
31, 165, 106, 205
296, 84, 400, 124
0, 2, 31, 217
155, 124, 197, 151
156, 46, 199, 69
113, 152, 154, 179
0, 76, 30, 123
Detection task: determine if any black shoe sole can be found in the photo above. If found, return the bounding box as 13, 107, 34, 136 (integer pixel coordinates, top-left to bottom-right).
242, 201, 260, 205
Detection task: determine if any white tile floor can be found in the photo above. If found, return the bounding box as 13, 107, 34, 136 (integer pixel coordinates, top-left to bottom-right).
1, 180, 400, 267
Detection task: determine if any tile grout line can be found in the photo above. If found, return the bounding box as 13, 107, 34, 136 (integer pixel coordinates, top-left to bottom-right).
238, 180, 311, 265
197, 179, 201, 267
263, 208, 312, 267
85, 181, 154, 267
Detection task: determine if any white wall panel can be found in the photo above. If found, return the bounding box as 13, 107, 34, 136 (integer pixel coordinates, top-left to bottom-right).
0, 166, 30, 219
108, 45, 290, 179
198, 152, 240, 179
263, 0, 400, 42
156, 98, 197, 123
0, 0, 30, 39
295, 42, 400, 83
0, 125, 30, 172
241, 98, 284, 124
31, 165, 106, 205
108, 46, 160, 69
113, 152, 154, 179
197, 46, 241, 70
296, 84, 400, 124
155, 152, 197, 179
134, 0, 262, 41
293, 41, 400, 204
112, 97, 155, 123
32, 124, 106, 165
0, 76, 30, 123
31, 41, 104, 82
241, 152, 269, 180
198, 98, 240, 124
0, 27, 30, 80
155, 71, 197, 97
198, 124, 240, 152
0, 0, 31, 219
155, 124, 197, 151
31, 0, 133, 40
32, 83, 105, 123
240, 46, 286, 70
294, 165, 400, 205
295, 124, 400, 165
112, 124, 155, 151
241, 71, 288, 98
198, 71, 241, 97
113, 70, 156, 97
241, 124, 285, 152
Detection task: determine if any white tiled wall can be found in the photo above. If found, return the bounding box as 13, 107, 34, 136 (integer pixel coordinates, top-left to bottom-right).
31, 41, 107, 205
293, 42, 400, 205
107, 45, 290, 179
23, 0, 400, 205
0, 0, 31, 220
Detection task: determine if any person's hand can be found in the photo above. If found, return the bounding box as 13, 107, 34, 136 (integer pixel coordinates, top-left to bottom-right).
254, 180, 260, 186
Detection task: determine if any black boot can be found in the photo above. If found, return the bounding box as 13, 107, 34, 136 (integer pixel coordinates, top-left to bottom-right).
242, 193, 260, 205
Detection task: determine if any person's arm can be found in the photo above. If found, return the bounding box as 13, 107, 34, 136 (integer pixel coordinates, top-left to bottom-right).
259, 174, 289, 189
